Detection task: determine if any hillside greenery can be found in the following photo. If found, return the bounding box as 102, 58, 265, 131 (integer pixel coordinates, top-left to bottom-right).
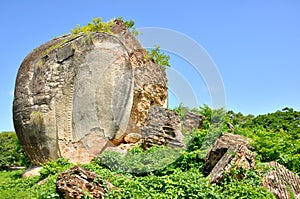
1, 106, 299, 198
226, 107, 300, 175
0, 131, 30, 169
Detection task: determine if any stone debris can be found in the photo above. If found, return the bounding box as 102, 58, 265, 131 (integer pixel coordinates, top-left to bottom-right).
181, 111, 205, 132
56, 166, 114, 199
263, 161, 300, 199
142, 106, 185, 149
202, 133, 255, 183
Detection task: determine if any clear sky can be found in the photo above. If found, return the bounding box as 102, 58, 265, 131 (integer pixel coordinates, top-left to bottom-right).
1, 0, 300, 132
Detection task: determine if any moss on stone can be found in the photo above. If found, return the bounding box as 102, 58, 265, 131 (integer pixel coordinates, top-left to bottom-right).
30, 111, 44, 127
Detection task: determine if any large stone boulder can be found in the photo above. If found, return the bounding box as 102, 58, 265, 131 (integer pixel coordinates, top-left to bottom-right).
13, 20, 168, 164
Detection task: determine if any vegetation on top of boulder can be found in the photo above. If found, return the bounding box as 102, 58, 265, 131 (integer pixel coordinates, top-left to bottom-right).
146, 46, 171, 69
70, 17, 172, 68
71, 17, 115, 35
71, 17, 139, 36
117, 16, 140, 36
45, 17, 169, 70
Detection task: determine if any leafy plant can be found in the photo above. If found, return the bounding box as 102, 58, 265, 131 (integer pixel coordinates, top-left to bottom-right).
172, 102, 190, 118
40, 158, 73, 179
241, 129, 300, 175
71, 17, 139, 36
122, 19, 135, 29
146, 46, 171, 68
117, 16, 139, 36
71, 17, 114, 35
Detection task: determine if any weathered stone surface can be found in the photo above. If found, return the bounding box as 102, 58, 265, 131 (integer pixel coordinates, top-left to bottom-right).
182, 111, 205, 132
203, 133, 255, 183
111, 19, 168, 144
124, 133, 142, 143
142, 106, 185, 149
263, 161, 300, 199
13, 20, 168, 164
56, 166, 113, 199
22, 166, 42, 178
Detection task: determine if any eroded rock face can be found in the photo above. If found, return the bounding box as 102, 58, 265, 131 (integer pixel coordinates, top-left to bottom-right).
13, 20, 168, 164
56, 166, 113, 199
202, 133, 255, 183
263, 162, 300, 199
182, 111, 205, 132
142, 106, 185, 149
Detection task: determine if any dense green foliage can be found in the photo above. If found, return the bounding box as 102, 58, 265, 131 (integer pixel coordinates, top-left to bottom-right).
0, 170, 60, 199
101, 166, 274, 199
228, 107, 300, 175
1, 106, 299, 198
0, 158, 73, 199
244, 107, 300, 136
0, 132, 30, 169
245, 129, 300, 175
97, 145, 183, 175
0, 157, 274, 199
39, 158, 73, 179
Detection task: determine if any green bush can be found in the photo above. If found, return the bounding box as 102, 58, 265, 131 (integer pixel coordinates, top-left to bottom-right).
157, 129, 207, 174
0, 131, 31, 169
96, 144, 183, 175
71, 17, 114, 35
147, 46, 171, 68
40, 158, 73, 179
71, 17, 139, 36
0, 168, 61, 199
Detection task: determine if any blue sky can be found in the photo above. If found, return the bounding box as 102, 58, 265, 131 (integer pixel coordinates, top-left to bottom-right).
1, 1, 300, 132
